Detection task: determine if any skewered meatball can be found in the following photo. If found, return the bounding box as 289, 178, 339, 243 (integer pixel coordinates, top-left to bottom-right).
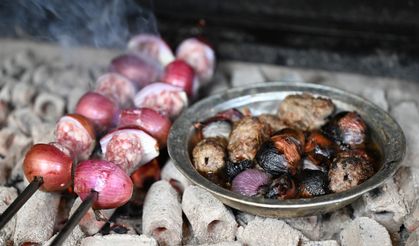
328, 150, 374, 192
227, 117, 270, 162
192, 137, 227, 173
258, 114, 288, 133
279, 93, 335, 130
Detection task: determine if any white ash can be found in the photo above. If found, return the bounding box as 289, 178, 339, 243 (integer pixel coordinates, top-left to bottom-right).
11, 82, 37, 108
80, 234, 158, 246
161, 159, 192, 193
13, 188, 61, 245
0, 186, 18, 246
7, 107, 42, 136
182, 186, 237, 244
234, 211, 256, 227
31, 122, 55, 143
236, 217, 308, 246
285, 216, 321, 241
391, 101, 419, 168
44, 225, 86, 246
396, 167, 419, 233
352, 179, 409, 233
405, 228, 419, 246
302, 240, 339, 246
34, 92, 66, 121
191, 242, 243, 246
319, 206, 352, 240
142, 180, 183, 246
340, 217, 392, 246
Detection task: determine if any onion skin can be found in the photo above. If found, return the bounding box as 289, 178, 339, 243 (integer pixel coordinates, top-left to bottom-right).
23, 143, 73, 192
133, 82, 188, 119
55, 114, 96, 161
118, 108, 172, 147
231, 169, 271, 197
127, 34, 175, 67
109, 54, 162, 88
75, 92, 119, 133
162, 59, 196, 97
130, 159, 161, 189
95, 73, 137, 108
176, 38, 215, 84
74, 160, 133, 209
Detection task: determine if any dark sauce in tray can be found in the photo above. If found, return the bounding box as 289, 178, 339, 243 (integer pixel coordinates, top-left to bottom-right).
191, 111, 384, 199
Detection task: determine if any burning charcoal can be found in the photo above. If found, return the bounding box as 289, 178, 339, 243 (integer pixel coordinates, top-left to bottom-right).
143, 180, 182, 246
228, 116, 271, 162
34, 92, 66, 121
236, 217, 308, 245
298, 170, 329, 198
182, 186, 237, 244
0, 186, 18, 246
14, 50, 38, 71
340, 217, 392, 246
257, 114, 289, 133
80, 234, 158, 246
302, 241, 339, 246
328, 151, 374, 193
11, 82, 36, 107
322, 111, 368, 149
161, 159, 192, 193
8, 107, 42, 136
13, 189, 61, 244
235, 211, 256, 227
2, 57, 24, 78
192, 137, 227, 173
279, 93, 335, 130
0, 127, 16, 159
0, 79, 16, 103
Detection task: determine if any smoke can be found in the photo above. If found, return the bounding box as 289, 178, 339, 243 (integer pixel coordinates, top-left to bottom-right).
0, 0, 158, 48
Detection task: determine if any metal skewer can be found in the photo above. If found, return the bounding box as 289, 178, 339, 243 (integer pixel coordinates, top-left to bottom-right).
50, 190, 98, 246
0, 176, 44, 229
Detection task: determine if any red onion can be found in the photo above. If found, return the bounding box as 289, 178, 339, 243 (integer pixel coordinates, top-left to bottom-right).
161, 59, 197, 97
176, 38, 215, 84
130, 159, 161, 189
23, 143, 73, 192
231, 169, 271, 197
55, 114, 96, 161
100, 128, 159, 174
75, 92, 119, 133
95, 73, 137, 108
127, 34, 175, 67
74, 160, 133, 209
133, 82, 188, 119
118, 108, 171, 147
109, 54, 162, 88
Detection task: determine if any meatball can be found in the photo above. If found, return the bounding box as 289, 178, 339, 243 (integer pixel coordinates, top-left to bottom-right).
192, 137, 227, 173
258, 114, 288, 133
328, 151, 374, 192
279, 93, 335, 130
227, 116, 270, 162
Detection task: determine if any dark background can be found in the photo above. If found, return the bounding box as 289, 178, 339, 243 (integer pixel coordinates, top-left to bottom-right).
1, 0, 419, 80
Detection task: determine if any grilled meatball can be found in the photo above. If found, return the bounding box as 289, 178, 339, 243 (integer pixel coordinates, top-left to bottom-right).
328, 150, 374, 192
227, 116, 271, 162
192, 137, 227, 173
258, 114, 288, 133
279, 93, 335, 130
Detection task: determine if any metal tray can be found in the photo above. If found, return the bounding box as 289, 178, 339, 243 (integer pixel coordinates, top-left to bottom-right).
168, 82, 405, 217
